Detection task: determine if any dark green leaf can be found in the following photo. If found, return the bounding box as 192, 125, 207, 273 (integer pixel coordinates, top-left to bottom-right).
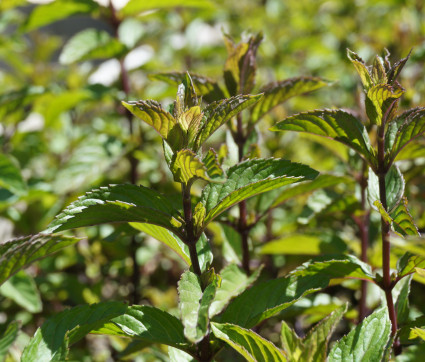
201, 158, 318, 227
0, 234, 79, 286
250, 77, 330, 125
271, 110, 375, 167
0, 270, 42, 313
59, 29, 127, 64
328, 308, 391, 362
46, 184, 185, 238
211, 322, 286, 362
150, 72, 225, 103
23, 0, 99, 32
193, 94, 262, 150
394, 274, 412, 325
0, 154, 26, 195
0, 321, 19, 361
387, 50, 411, 84
209, 264, 261, 318
22, 302, 129, 362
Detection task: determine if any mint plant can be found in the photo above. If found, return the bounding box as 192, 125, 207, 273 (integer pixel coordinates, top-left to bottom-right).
272, 49, 425, 355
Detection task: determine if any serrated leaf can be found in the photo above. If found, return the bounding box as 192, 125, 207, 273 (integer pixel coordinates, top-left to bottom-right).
220, 255, 369, 328
193, 202, 206, 236
182, 73, 198, 109
123, 100, 183, 149
0, 154, 26, 195
0, 270, 42, 313
22, 302, 129, 362
46, 184, 185, 238
250, 77, 330, 125
387, 50, 411, 84
120, 0, 213, 16
385, 108, 425, 166
178, 271, 217, 343
0, 321, 19, 361
328, 308, 391, 362
271, 109, 375, 167
193, 94, 262, 150
59, 29, 127, 65
202, 149, 224, 180
302, 304, 347, 362
211, 322, 286, 362
281, 321, 303, 360
150, 72, 225, 103
397, 252, 425, 279
0, 234, 79, 286
201, 158, 318, 227
368, 165, 405, 213
171, 149, 209, 184
347, 49, 373, 91
365, 84, 404, 126
209, 264, 261, 318
23, 0, 99, 32
372, 56, 387, 84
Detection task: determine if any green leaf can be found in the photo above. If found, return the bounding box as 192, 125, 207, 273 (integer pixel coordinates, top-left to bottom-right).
92, 305, 189, 350
171, 149, 209, 184
397, 252, 425, 279
209, 264, 261, 318
201, 158, 318, 227
328, 308, 391, 362
46, 184, 185, 238
122, 100, 181, 146
202, 148, 224, 180
394, 274, 412, 325
193, 94, 262, 150
410, 328, 425, 341
59, 29, 127, 65
368, 165, 405, 213
23, 0, 99, 32
366, 84, 404, 126
178, 271, 217, 343
211, 322, 286, 362
347, 49, 373, 91
0, 154, 26, 195
0, 270, 42, 313
280, 321, 303, 360
169, 347, 196, 362
0, 321, 19, 361
150, 72, 225, 103
22, 302, 129, 362
302, 304, 347, 362
0, 234, 79, 286
220, 255, 372, 328
271, 110, 375, 167
269, 174, 350, 209
386, 108, 425, 166
387, 50, 411, 84
371, 56, 387, 84
120, 0, 213, 16
0, 0, 27, 11
250, 77, 330, 125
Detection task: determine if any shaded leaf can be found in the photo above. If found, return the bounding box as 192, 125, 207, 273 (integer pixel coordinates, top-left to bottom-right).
193, 94, 262, 150
0, 270, 42, 313
328, 308, 391, 362
150, 72, 225, 103
211, 322, 286, 362
209, 264, 261, 318
24, 0, 99, 32
368, 165, 405, 213
0, 321, 19, 361
46, 184, 185, 238
250, 77, 330, 125
201, 158, 318, 227
0, 154, 26, 195
271, 110, 375, 167
0, 234, 79, 286
394, 274, 412, 325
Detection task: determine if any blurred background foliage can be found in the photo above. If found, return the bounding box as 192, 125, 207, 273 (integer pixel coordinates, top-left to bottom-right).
1, 0, 425, 360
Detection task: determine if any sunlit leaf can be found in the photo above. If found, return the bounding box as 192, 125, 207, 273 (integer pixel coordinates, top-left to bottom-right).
0, 234, 79, 286
193, 94, 261, 150
271, 110, 375, 167
250, 77, 330, 125
201, 158, 318, 227
365, 84, 404, 126
24, 0, 99, 32
347, 49, 373, 91
46, 184, 185, 238
410, 328, 425, 341
120, 0, 214, 16
171, 149, 209, 184
59, 29, 127, 65
202, 149, 224, 180
0, 270, 42, 313
397, 252, 425, 279
328, 308, 391, 362
211, 322, 286, 362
